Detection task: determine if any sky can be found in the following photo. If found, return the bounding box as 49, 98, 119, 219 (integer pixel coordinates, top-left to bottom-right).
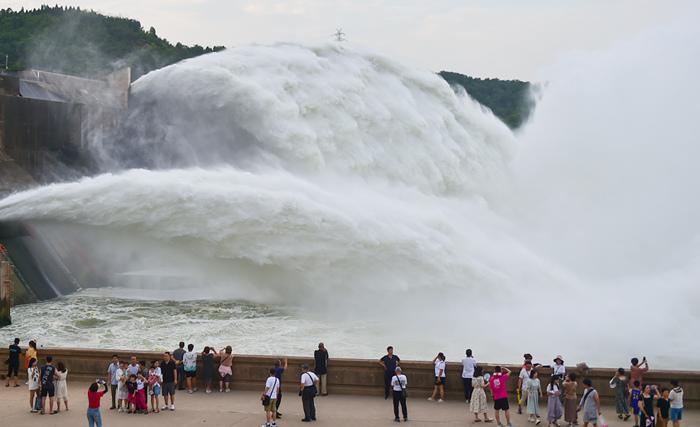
4, 0, 694, 80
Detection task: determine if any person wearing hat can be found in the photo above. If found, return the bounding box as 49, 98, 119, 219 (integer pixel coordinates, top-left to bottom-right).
553, 356, 565, 379
299, 364, 319, 422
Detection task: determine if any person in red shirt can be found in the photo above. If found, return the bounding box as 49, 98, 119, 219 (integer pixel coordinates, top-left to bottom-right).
489, 366, 514, 427
87, 380, 108, 427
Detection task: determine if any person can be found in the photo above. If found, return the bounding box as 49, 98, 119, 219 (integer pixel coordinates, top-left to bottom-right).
6, 337, 21, 387
218, 345, 234, 393
116, 360, 128, 412
526, 369, 543, 424
127, 356, 140, 376
139, 360, 148, 396
639, 385, 657, 427
313, 342, 329, 396
55, 361, 69, 412
489, 366, 513, 427
262, 368, 280, 427
87, 380, 108, 427
391, 366, 408, 422
183, 343, 198, 393
135, 373, 148, 414
148, 360, 163, 413
563, 373, 578, 427
274, 358, 288, 418
609, 368, 630, 420
518, 360, 534, 414
201, 346, 217, 394
106, 354, 120, 409
657, 387, 670, 427
462, 348, 477, 403
669, 380, 683, 427
160, 351, 177, 411
28, 357, 40, 413
40, 355, 57, 415
553, 356, 565, 379
429, 352, 446, 402
630, 357, 649, 386
470, 366, 492, 422
546, 375, 563, 427
631, 380, 642, 427
126, 374, 137, 413
26, 340, 38, 371
379, 346, 401, 399
577, 378, 601, 427
299, 363, 319, 422
173, 342, 186, 390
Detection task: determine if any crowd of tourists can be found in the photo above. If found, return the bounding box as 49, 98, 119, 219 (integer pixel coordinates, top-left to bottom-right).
4, 337, 688, 427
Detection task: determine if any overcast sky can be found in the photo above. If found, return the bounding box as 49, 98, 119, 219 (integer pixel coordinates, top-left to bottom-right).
5, 0, 693, 80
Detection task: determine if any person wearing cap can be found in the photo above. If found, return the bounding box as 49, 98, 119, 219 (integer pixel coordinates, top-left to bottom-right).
518, 358, 534, 414
553, 356, 565, 379
299, 364, 319, 422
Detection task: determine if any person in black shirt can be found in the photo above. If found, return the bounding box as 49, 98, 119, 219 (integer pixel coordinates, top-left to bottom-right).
40, 356, 57, 414
160, 352, 178, 411
5, 337, 21, 387
172, 342, 186, 390
313, 343, 329, 396
378, 346, 400, 399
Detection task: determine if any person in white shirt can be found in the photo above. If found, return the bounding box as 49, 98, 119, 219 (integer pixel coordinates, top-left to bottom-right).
553, 355, 566, 379
518, 360, 534, 414
669, 380, 684, 427
262, 368, 280, 427
182, 344, 198, 393
299, 364, 319, 422
391, 367, 408, 422
462, 349, 477, 403
429, 352, 447, 402
116, 360, 128, 412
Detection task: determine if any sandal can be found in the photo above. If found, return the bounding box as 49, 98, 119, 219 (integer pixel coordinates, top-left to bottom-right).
485, 419, 494, 423
474, 419, 482, 423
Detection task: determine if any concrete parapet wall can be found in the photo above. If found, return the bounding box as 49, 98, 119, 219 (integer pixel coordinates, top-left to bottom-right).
1, 347, 697, 408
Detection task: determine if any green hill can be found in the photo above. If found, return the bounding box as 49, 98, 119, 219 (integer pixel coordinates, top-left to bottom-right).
0, 5, 224, 80
439, 71, 532, 129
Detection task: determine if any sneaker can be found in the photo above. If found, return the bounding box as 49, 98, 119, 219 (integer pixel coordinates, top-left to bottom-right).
403, 418, 408, 422
394, 417, 401, 422
170, 404, 175, 411
497, 423, 504, 427
437, 399, 444, 403
536, 420, 541, 425
205, 390, 212, 394
427, 397, 434, 401
624, 415, 631, 421
161, 406, 168, 411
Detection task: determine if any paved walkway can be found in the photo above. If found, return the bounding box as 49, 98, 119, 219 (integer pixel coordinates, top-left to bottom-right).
0, 382, 696, 426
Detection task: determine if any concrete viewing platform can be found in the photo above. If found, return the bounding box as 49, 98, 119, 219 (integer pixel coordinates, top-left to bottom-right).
2, 381, 698, 427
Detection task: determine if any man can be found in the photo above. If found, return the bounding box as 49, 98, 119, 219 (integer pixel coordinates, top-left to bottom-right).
517, 359, 533, 414
669, 379, 683, 427
300, 363, 319, 422
161, 351, 178, 411
40, 355, 57, 414
489, 366, 513, 427
183, 343, 198, 393
313, 343, 329, 396
274, 358, 288, 418
461, 348, 477, 403
127, 355, 140, 376
391, 366, 408, 422
5, 338, 21, 387
379, 346, 401, 399
173, 342, 186, 390
630, 356, 649, 386
106, 354, 120, 409
262, 367, 280, 427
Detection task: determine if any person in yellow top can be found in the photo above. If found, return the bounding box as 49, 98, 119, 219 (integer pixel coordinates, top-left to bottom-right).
25, 340, 38, 369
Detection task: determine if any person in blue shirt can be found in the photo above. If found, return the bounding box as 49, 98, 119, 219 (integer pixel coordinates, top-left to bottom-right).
274, 358, 288, 418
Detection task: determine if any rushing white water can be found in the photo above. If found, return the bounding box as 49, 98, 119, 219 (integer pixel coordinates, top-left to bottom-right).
1, 27, 699, 368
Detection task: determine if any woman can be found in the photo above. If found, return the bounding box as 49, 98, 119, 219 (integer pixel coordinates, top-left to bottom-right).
470, 366, 493, 422
218, 346, 234, 393
577, 378, 600, 427
563, 373, 578, 426
639, 385, 656, 427
547, 375, 564, 426
527, 370, 543, 424
55, 361, 69, 412
428, 352, 446, 402
609, 368, 630, 420
87, 381, 108, 427
25, 340, 37, 371
201, 346, 218, 394
27, 358, 40, 413
553, 356, 565, 379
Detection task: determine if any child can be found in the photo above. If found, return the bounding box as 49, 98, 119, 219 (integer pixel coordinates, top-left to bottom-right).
27, 358, 40, 413
135, 373, 148, 414
126, 374, 138, 413
610, 368, 630, 420
546, 375, 563, 427
527, 370, 543, 424
55, 361, 69, 412
148, 361, 163, 413
657, 388, 670, 427
116, 361, 128, 412
631, 381, 642, 427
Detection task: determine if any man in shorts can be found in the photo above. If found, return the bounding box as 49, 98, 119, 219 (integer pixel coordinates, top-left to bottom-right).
5, 338, 21, 387
161, 351, 178, 411
262, 368, 280, 427
669, 380, 684, 427
40, 356, 57, 414
489, 366, 513, 427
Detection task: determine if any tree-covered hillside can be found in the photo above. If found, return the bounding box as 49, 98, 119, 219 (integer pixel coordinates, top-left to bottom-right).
0, 5, 225, 80
439, 71, 532, 129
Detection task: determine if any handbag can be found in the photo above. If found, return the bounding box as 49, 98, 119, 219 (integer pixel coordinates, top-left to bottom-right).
305, 373, 318, 395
